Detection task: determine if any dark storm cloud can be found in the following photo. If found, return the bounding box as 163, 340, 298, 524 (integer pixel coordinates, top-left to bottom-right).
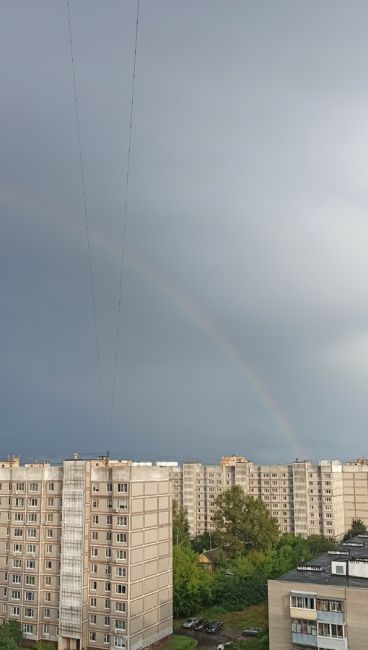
2, 0, 368, 463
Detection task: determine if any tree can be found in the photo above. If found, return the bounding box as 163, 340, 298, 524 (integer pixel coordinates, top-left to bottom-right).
0, 621, 22, 650
191, 532, 214, 554
213, 486, 279, 557
343, 518, 367, 541
173, 499, 190, 546
173, 544, 212, 616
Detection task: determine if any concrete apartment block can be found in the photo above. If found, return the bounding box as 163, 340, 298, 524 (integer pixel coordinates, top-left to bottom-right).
0, 456, 173, 650
173, 456, 346, 539
268, 535, 368, 649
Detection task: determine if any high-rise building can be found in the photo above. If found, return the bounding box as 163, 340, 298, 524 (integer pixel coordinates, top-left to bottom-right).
0, 456, 173, 650
172, 456, 346, 540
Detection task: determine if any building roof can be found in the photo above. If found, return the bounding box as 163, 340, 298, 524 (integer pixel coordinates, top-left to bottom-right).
198, 548, 224, 564
277, 535, 368, 589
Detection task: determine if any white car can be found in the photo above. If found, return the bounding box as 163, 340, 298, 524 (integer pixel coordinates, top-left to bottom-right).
182, 617, 199, 629
217, 643, 233, 650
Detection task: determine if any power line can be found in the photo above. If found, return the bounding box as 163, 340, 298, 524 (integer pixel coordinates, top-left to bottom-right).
109, 0, 140, 437
66, 0, 105, 426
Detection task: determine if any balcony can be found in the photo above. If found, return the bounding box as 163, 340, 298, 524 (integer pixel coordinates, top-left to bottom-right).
316, 637, 347, 650
292, 632, 317, 646
316, 611, 344, 625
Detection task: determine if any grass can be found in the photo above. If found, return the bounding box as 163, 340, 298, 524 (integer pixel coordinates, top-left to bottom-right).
174, 602, 268, 634
166, 635, 198, 650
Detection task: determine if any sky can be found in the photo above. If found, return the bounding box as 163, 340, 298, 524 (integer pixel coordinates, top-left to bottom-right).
2, 1, 368, 464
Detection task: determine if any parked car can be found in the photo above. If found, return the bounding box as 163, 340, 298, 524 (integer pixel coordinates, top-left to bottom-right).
182, 617, 199, 629
217, 642, 233, 650
206, 621, 224, 634
193, 619, 209, 631
241, 627, 263, 637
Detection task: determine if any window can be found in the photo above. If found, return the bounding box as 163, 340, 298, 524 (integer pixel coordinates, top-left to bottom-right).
104, 616, 110, 626
13, 544, 22, 553
44, 608, 50, 618
25, 592, 35, 601
24, 624, 33, 635
25, 608, 34, 618
291, 619, 317, 636
11, 606, 20, 616
104, 598, 110, 609
92, 484, 99, 493
107, 483, 112, 492
12, 575, 20, 584
46, 529, 53, 538
14, 513, 23, 522
117, 483, 128, 493
29, 483, 38, 492
90, 581, 97, 591
13, 559, 21, 568
28, 513, 37, 523
27, 529, 37, 539
48, 498, 54, 507
105, 565, 111, 576
89, 632, 96, 642
115, 584, 126, 595
25, 576, 35, 585
42, 624, 49, 636
11, 591, 21, 600
45, 576, 51, 586
105, 582, 111, 592
92, 515, 99, 524
92, 499, 99, 508
117, 516, 128, 527
116, 549, 127, 561
290, 595, 315, 609
116, 533, 127, 544
106, 531, 112, 542
105, 548, 111, 558
115, 620, 126, 631
92, 531, 98, 540
115, 567, 127, 578
118, 499, 128, 510
91, 548, 98, 557
106, 515, 112, 525
316, 598, 344, 613
48, 483, 54, 491
91, 565, 97, 574
16, 483, 25, 492
27, 545, 36, 553
114, 638, 125, 648
47, 513, 53, 522
115, 602, 126, 613
28, 498, 38, 507
90, 597, 97, 608
14, 528, 23, 537
45, 593, 51, 603
90, 614, 97, 625
15, 497, 23, 507
46, 544, 53, 554
45, 560, 52, 570
104, 634, 110, 644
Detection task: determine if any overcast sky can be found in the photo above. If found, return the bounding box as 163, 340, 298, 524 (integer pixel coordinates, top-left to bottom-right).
2, 1, 368, 464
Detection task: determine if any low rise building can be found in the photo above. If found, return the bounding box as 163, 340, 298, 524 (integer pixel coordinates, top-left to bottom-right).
268, 534, 368, 649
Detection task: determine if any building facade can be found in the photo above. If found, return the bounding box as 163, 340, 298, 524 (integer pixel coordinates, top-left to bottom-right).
0, 456, 173, 650
173, 456, 346, 540
268, 535, 368, 649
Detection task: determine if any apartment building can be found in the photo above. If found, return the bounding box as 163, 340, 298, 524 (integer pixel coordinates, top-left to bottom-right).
0, 456, 173, 650
173, 456, 346, 539
268, 534, 368, 649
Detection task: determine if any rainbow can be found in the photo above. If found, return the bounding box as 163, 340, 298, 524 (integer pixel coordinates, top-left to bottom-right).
3, 186, 304, 458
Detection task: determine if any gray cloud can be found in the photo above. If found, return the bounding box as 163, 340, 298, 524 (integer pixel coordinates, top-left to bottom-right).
2, 0, 368, 463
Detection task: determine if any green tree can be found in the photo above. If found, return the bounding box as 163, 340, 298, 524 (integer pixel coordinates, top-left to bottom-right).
0, 621, 22, 650
213, 486, 279, 557
343, 518, 367, 541
306, 535, 336, 556
191, 532, 214, 554
173, 499, 190, 546
173, 545, 212, 616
